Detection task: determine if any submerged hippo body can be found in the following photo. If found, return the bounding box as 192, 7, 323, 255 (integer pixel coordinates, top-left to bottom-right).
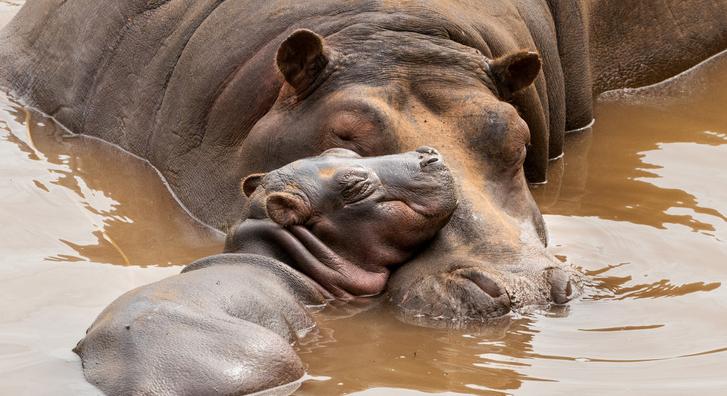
1, 1, 726, 316
74, 148, 458, 395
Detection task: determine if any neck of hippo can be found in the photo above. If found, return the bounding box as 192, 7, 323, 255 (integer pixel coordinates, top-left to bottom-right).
224, 219, 390, 300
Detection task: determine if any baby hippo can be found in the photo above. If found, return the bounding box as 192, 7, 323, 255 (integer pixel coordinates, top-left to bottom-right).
73, 147, 457, 396
225, 146, 458, 298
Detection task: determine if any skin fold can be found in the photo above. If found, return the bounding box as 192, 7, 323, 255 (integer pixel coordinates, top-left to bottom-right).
73, 148, 458, 395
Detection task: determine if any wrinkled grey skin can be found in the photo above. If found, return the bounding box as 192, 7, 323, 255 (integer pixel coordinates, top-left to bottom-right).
74, 148, 458, 395
74, 254, 322, 396
1, 1, 726, 321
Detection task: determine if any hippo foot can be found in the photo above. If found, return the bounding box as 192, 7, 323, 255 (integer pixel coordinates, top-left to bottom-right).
389, 261, 584, 322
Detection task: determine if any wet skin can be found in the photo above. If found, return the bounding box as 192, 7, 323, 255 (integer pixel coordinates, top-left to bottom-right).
73, 148, 458, 395
1, 2, 727, 394
2, 0, 726, 321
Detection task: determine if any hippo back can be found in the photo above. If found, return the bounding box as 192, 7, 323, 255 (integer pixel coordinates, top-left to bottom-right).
0, 0, 566, 227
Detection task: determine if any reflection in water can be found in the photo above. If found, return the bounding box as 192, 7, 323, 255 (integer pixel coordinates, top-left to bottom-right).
578, 324, 664, 332
0, 87, 222, 394
593, 275, 720, 301
0, 97, 223, 266
297, 305, 544, 395
533, 111, 727, 234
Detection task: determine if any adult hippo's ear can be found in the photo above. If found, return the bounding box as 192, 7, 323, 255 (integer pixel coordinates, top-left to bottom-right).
241, 173, 266, 198
488, 51, 541, 100
276, 29, 329, 93
265, 192, 312, 227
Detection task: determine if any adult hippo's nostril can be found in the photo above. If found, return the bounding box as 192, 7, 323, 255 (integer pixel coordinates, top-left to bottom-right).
463, 270, 503, 298
392, 266, 513, 321
549, 267, 574, 304
459, 269, 512, 315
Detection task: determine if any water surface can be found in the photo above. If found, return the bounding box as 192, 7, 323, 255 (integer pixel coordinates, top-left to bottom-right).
1, 2, 726, 395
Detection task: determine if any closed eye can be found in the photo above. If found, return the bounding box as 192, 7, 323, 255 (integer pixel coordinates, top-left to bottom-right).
341, 177, 373, 203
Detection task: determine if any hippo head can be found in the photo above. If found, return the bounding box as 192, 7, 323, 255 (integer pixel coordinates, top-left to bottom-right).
228, 147, 458, 298
235, 28, 582, 319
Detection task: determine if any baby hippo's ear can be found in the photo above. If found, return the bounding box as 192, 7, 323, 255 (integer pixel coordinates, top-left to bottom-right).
241, 173, 266, 198
265, 192, 312, 227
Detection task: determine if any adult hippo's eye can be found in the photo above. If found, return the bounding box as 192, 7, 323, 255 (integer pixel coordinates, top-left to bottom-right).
322, 108, 392, 156
473, 107, 531, 171
505, 117, 531, 168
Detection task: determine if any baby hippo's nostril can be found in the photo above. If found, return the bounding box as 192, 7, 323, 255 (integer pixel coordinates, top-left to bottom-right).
420, 157, 439, 168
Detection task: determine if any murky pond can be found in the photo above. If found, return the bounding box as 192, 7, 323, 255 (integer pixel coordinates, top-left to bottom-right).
1, 2, 726, 395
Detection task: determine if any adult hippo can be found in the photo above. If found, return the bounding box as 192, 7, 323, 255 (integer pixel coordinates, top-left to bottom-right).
1, 0, 726, 317
74, 147, 458, 395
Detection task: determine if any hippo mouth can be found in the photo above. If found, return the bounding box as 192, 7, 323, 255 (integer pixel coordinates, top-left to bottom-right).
288, 225, 391, 298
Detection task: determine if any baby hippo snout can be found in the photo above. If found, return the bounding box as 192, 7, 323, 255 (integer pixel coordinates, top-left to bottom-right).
416, 146, 442, 169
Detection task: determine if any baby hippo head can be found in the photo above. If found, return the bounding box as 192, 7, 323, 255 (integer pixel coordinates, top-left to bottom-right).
242, 147, 458, 269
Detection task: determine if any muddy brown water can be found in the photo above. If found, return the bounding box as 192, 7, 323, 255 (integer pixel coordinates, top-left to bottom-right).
1, 3, 726, 395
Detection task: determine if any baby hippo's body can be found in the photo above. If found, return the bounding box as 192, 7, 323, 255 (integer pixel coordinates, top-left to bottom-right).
73, 147, 457, 395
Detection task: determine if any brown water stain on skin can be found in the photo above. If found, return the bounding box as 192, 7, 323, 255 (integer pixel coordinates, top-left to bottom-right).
318, 166, 336, 179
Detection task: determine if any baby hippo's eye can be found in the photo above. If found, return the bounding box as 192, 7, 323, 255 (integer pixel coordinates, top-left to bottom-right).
339, 168, 375, 203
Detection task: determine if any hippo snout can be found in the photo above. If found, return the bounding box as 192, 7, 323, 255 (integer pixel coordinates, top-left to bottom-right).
420, 156, 440, 168
389, 251, 585, 322
415, 146, 443, 169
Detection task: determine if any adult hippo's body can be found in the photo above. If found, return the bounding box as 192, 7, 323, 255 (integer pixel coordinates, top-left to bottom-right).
1, 1, 727, 317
